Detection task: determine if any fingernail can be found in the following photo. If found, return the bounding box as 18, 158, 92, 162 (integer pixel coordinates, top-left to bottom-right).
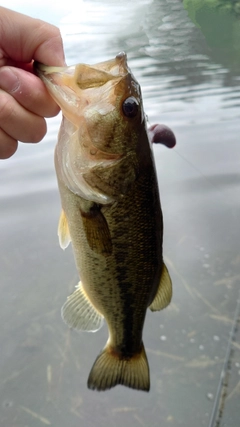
0, 68, 20, 93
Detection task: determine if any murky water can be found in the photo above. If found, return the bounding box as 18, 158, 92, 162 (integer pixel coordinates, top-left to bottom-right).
1, 1, 240, 426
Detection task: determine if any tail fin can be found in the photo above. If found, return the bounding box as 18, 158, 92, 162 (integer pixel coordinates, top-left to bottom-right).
87, 342, 150, 392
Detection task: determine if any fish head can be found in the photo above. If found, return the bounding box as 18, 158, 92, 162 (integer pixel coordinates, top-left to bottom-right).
36, 52, 144, 153
36, 53, 147, 203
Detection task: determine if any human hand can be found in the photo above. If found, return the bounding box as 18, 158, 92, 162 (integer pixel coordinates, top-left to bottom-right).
0, 7, 65, 159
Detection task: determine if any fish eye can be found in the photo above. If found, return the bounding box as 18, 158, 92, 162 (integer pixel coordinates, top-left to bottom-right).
122, 97, 139, 118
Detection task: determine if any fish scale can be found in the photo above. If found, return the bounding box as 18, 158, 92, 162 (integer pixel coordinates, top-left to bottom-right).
36, 52, 172, 392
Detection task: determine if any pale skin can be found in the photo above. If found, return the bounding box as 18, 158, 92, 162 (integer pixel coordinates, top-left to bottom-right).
0, 7, 66, 159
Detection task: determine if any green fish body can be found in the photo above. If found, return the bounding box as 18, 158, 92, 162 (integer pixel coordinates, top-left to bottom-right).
36, 53, 172, 392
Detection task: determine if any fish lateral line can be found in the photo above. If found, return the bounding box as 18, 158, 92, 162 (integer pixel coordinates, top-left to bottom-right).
36, 52, 173, 392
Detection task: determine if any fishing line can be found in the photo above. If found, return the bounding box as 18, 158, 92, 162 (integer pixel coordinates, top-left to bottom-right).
172, 147, 214, 184
207, 288, 240, 427
159, 142, 240, 424
169, 146, 236, 202
171, 147, 209, 179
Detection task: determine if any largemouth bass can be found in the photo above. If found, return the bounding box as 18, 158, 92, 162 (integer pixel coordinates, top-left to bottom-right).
36, 53, 172, 392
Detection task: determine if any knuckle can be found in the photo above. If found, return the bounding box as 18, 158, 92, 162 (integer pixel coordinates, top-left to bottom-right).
38, 21, 62, 45
0, 93, 15, 121
50, 24, 62, 40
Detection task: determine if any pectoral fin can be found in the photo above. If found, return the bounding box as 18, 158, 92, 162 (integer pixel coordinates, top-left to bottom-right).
61, 282, 104, 332
149, 263, 172, 311
80, 204, 112, 256
58, 210, 71, 250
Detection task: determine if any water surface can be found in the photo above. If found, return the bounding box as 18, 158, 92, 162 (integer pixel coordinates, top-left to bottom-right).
0, 1, 240, 426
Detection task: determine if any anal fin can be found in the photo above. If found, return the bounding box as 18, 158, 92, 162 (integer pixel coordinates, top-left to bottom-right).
149, 263, 172, 311
58, 209, 71, 250
61, 282, 104, 332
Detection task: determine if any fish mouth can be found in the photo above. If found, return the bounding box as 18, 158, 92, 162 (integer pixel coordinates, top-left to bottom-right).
36, 51, 128, 76
35, 52, 130, 122
35, 62, 82, 115
36, 53, 141, 204
35, 53, 137, 161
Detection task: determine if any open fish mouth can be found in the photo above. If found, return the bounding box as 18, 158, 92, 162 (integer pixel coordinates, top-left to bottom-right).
34, 52, 133, 119
35, 52, 142, 159
36, 53, 141, 203
36, 53, 145, 203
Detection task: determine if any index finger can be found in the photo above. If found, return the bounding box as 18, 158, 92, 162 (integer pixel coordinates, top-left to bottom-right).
0, 6, 65, 67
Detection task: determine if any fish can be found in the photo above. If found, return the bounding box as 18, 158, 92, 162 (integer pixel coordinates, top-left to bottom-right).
36, 52, 173, 392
